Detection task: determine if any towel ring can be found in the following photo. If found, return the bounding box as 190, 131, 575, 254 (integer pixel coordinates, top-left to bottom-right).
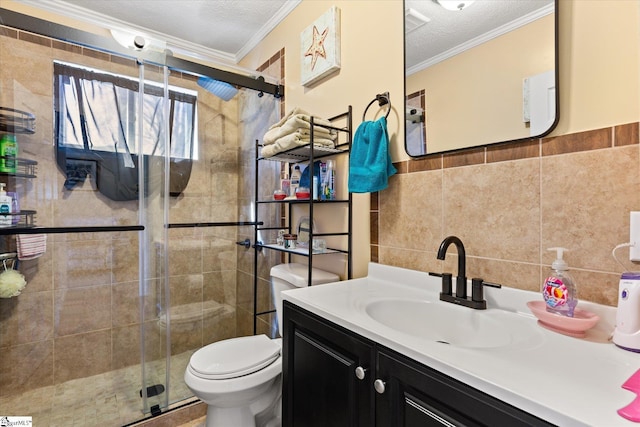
362, 92, 391, 121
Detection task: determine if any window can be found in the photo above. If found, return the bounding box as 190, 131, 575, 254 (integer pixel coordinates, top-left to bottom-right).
54, 61, 197, 200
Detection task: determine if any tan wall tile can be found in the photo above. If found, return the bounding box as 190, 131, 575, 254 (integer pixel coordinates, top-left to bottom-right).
54, 284, 111, 337
376, 124, 640, 307
203, 305, 237, 344
53, 240, 112, 289
169, 274, 203, 308
0, 340, 53, 397
112, 235, 139, 284
379, 171, 443, 251
0, 290, 53, 347
112, 280, 142, 327
203, 270, 237, 307
443, 159, 540, 261
54, 330, 111, 383
541, 145, 640, 272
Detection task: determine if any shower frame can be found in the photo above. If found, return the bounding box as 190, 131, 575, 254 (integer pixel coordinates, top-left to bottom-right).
0, 7, 281, 422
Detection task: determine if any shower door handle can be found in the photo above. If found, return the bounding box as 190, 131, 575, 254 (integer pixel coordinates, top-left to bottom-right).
236, 238, 251, 248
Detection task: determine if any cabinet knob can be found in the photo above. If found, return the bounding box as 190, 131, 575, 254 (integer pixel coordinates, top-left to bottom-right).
355, 366, 367, 380
374, 379, 386, 394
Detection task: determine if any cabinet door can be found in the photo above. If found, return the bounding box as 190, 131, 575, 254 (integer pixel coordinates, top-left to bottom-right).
283, 301, 375, 427
375, 348, 555, 427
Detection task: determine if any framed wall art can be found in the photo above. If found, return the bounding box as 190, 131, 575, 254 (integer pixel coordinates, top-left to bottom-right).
300, 6, 341, 87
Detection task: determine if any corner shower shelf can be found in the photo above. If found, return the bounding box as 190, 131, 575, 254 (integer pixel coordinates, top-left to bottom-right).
0, 157, 38, 178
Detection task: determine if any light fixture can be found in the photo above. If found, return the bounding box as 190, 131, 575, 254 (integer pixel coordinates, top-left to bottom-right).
405, 8, 431, 33
435, 0, 476, 11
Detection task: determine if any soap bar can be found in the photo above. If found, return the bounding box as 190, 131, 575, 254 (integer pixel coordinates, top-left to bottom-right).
618, 368, 640, 422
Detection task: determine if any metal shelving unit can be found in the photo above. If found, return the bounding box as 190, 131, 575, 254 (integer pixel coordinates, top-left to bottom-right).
252, 107, 353, 333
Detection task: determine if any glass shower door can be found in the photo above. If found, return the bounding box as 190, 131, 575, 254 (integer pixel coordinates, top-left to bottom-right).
137, 60, 171, 415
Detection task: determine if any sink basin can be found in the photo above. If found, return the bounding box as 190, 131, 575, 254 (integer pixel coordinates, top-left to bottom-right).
365, 299, 541, 349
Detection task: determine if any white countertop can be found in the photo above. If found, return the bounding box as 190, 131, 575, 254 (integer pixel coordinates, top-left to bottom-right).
282, 263, 640, 426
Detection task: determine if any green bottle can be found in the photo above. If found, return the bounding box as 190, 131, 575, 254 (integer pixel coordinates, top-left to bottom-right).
0, 134, 17, 174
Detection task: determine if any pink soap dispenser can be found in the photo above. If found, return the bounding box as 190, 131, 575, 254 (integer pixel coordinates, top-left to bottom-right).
542, 247, 578, 317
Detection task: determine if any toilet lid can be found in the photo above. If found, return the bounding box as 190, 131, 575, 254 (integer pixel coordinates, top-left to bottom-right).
189, 335, 280, 380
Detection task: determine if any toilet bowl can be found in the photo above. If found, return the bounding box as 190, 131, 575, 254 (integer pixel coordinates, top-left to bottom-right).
184, 263, 339, 427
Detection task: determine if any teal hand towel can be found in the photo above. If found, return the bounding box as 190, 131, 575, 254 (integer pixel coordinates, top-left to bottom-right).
349, 116, 397, 193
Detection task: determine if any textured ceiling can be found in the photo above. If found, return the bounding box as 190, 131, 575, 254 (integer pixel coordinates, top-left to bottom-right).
14, 0, 553, 71
17, 0, 300, 63
405, 0, 554, 73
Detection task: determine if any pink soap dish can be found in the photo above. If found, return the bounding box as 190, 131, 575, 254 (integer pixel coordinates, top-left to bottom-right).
526, 301, 599, 338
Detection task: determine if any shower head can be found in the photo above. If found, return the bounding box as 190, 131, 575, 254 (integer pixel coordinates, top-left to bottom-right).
197, 77, 238, 101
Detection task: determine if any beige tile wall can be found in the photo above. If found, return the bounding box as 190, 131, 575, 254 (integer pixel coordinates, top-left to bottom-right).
374, 123, 640, 307
0, 28, 242, 396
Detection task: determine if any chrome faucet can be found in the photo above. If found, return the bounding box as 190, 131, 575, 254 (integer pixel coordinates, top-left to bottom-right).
433, 235, 501, 309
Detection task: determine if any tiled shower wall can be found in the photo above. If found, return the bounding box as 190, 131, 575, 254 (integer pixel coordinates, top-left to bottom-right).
0, 27, 241, 396
374, 123, 640, 307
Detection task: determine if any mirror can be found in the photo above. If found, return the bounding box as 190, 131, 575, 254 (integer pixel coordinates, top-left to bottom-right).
404, 0, 558, 156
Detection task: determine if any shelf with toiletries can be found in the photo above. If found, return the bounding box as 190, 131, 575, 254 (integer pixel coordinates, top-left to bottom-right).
251, 107, 353, 334
0, 210, 37, 229
0, 108, 39, 233
0, 157, 38, 178
257, 243, 345, 256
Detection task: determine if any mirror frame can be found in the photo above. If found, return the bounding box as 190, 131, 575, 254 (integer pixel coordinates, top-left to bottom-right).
404, 0, 559, 157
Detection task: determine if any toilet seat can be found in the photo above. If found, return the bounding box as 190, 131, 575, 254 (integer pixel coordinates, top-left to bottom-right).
188, 335, 281, 380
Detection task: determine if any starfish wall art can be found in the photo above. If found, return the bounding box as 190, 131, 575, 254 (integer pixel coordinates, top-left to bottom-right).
300, 6, 341, 86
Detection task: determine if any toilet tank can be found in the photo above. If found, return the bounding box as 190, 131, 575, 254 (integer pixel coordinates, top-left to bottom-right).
270, 263, 339, 336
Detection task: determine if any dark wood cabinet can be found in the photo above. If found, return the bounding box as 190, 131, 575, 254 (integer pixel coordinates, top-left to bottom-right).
282, 300, 375, 427
283, 301, 556, 427
375, 348, 554, 426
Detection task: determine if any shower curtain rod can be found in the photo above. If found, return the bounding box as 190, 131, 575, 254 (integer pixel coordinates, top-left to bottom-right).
0, 8, 284, 99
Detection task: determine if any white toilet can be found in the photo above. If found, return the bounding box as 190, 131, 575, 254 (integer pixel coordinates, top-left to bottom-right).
184, 263, 339, 427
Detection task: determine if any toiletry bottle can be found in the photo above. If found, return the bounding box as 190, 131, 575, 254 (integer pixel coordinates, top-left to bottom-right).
542, 247, 578, 317
319, 162, 328, 200
0, 134, 17, 174
0, 183, 13, 227
290, 165, 301, 197
326, 160, 335, 200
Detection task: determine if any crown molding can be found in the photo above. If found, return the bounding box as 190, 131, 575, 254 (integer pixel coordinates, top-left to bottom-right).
407, 3, 554, 76
13, 0, 299, 66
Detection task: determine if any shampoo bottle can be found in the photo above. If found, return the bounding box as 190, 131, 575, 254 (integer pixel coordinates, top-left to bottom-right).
0, 134, 17, 174
542, 247, 578, 317
0, 183, 13, 227
290, 165, 302, 197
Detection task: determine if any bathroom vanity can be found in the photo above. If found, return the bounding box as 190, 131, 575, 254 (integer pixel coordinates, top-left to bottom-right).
281, 263, 639, 426
283, 301, 552, 426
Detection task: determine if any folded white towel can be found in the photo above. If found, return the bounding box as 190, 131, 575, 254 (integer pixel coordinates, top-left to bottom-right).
264, 125, 334, 146
17, 234, 46, 260
267, 107, 310, 130
264, 108, 336, 145
261, 134, 336, 158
